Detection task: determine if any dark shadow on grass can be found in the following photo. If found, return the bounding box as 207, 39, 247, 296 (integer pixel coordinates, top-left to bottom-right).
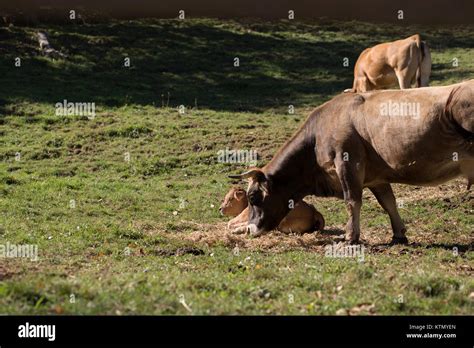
372, 241, 473, 253
410, 242, 473, 253
0, 22, 354, 112
0, 19, 473, 112
319, 228, 345, 236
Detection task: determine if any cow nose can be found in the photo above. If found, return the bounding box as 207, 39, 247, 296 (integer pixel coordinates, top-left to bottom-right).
219, 207, 223, 215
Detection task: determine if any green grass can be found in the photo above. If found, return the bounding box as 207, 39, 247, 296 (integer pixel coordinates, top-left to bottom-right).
0, 18, 473, 315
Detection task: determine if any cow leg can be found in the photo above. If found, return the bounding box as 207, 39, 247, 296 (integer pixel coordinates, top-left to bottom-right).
369, 184, 408, 244
354, 75, 371, 93
344, 192, 362, 244
335, 159, 364, 244
228, 209, 249, 234
395, 69, 412, 89
420, 44, 432, 87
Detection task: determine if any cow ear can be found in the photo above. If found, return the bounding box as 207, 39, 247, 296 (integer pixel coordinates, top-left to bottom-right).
228, 168, 265, 182
233, 190, 245, 201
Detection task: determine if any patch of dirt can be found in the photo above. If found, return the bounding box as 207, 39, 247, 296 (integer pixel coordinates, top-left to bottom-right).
336, 303, 376, 316
154, 246, 205, 257
167, 222, 340, 253
0, 262, 21, 280
160, 219, 473, 257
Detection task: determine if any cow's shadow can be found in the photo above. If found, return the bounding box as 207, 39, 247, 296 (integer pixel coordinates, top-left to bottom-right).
372, 241, 473, 253
315, 227, 473, 252
319, 228, 345, 236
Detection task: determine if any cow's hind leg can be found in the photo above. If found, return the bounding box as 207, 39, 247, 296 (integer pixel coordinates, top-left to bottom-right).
369, 183, 408, 244
460, 161, 474, 190
395, 69, 413, 89
354, 75, 372, 93
420, 44, 432, 87
335, 158, 364, 244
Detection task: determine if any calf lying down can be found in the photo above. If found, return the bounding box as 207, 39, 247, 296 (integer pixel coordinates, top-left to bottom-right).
220, 187, 325, 234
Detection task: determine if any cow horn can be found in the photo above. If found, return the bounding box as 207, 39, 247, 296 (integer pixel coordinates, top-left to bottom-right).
228, 169, 262, 180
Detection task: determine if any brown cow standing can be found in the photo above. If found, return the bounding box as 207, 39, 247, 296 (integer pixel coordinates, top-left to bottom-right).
347, 34, 432, 93
230, 81, 474, 244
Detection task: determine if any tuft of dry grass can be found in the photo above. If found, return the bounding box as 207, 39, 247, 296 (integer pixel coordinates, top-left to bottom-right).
162, 221, 335, 252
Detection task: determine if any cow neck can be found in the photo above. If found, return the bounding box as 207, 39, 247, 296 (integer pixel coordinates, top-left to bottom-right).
263, 122, 317, 202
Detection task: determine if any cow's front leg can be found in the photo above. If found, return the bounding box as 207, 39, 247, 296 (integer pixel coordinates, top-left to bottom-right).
369, 184, 408, 244
336, 158, 364, 244
343, 190, 362, 243
227, 211, 249, 234
230, 224, 248, 235
226, 206, 251, 234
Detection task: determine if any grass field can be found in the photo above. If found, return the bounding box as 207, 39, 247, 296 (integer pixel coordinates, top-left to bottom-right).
0, 18, 473, 315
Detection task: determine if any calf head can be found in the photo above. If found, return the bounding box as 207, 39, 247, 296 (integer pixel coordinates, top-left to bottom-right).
219, 187, 247, 216
229, 168, 290, 236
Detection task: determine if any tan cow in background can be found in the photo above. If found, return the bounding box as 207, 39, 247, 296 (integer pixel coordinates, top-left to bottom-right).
347, 34, 431, 92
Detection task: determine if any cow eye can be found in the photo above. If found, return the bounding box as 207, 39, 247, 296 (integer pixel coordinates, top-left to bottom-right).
248, 191, 263, 205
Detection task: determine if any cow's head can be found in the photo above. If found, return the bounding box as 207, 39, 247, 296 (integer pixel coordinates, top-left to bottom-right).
229, 168, 290, 236
219, 187, 247, 217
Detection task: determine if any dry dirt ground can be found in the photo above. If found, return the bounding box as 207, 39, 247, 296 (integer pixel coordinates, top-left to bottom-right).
161, 179, 473, 255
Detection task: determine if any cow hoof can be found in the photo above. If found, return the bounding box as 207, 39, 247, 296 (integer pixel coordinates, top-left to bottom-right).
390, 236, 409, 245
345, 235, 360, 244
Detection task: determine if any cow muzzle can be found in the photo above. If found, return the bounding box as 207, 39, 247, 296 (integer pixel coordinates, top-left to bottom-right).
246, 223, 266, 237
